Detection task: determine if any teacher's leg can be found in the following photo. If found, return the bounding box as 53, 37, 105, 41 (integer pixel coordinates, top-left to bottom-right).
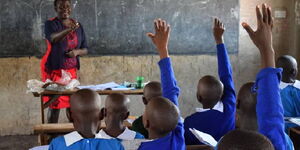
47, 108, 60, 123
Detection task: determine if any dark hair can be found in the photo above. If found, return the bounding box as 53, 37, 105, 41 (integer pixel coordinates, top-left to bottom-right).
54, 0, 71, 7
218, 130, 274, 150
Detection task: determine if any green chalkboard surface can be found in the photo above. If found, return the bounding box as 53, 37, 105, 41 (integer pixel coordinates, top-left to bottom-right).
0, 0, 239, 57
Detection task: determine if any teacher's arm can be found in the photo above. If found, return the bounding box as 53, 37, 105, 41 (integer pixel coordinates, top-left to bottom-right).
66, 48, 88, 57
67, 24, 89, 57
46, 21, 79, 43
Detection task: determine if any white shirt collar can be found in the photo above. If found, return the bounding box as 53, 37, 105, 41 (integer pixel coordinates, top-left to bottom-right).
195, 101, 224, 113
280, 80, 300, 90
96, 127, 136, 140
64, 131, 84, 147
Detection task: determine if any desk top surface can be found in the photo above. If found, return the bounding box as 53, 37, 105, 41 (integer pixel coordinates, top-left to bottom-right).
33, 89, 143, 97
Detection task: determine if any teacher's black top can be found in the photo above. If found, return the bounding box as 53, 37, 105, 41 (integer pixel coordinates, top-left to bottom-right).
44, 17, 88, 71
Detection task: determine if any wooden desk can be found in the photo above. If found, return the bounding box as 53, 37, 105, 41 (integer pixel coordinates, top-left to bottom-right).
34, 120, 133, 134
33, 89, 143, 124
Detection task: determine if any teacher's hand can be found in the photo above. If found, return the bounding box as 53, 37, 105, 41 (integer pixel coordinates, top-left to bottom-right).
66, 50, 78, 58
70, 21, 80, 31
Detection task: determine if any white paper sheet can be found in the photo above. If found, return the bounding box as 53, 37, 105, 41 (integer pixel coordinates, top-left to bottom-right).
189, 128, 218, 147
77, 82, 120, 91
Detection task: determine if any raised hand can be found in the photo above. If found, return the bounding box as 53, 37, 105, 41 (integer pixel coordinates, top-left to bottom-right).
242, 4, 274, 68
213, 18, 225, 44
147, 18, 171, 59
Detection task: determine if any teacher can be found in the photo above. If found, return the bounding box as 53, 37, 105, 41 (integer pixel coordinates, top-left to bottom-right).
41, 0, 88, 123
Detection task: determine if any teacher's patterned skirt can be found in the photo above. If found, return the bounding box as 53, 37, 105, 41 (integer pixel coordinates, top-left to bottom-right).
40, 40, 77, 109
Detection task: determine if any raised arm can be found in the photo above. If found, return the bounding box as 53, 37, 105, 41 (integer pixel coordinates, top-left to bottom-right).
242, 4, 286, 150
213, 18, 236, 107
147, 19, 180, 106
46, 20, 80, 44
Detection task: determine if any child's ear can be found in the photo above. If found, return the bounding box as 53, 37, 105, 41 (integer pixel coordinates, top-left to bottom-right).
144, 119, 150, 129
142, 96, 148, 105
99, 108, 105, 120
66, 108, 73, 122
196, 92, 202, 103
102, 108, 107, 117
291, 68, 297, 77
123, 111, 130, 120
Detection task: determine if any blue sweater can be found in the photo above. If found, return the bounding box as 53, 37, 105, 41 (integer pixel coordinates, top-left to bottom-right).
254, 68, 286, 150
184, 44, 236, 145
138, 57, 185, 150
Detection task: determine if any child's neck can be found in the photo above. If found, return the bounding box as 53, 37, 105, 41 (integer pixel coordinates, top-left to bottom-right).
202, 103, 217, 109
148, 129, 169, 140
78, 131, 96, 139
282, 76, 296, 83
104, 121, 125, 137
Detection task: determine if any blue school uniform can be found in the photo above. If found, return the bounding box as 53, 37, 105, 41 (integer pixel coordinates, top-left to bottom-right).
254, 68, 286, 150
137, 57, 185, 150
49, 131, 124, 150
279, 80, 300, 131
184, 44, 236, 145
285, 133, 295, 150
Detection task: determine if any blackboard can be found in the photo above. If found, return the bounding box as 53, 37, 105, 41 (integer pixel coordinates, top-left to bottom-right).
0, 0, 239, 57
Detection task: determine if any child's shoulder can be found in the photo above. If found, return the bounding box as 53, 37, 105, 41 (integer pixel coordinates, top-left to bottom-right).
184, 112, 203, 124
49, 135, 66, 148
280, 80, 300, 91
293, 80, 300, 90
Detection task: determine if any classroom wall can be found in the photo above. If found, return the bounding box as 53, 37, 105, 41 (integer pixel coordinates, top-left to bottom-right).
0, 0, 298, 136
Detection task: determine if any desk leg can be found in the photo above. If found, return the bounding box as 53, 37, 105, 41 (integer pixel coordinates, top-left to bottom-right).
41, 96, 45, 124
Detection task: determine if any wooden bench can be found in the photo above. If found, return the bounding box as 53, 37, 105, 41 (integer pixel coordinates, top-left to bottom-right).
34, 116, 136, 145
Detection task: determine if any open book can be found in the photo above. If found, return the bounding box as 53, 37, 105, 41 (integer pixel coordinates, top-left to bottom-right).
189, 128, 218, 147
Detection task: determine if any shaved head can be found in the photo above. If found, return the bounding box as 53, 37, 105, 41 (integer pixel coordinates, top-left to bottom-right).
218, 130, 274, 150
143, 81, 162, 105
276, 55, 298, 83
69, 89, 102, 138
143, 96, 179, 137
70, 89, 101, 111
197, 75, 224, 108
104, 93, 130, 133
105, 93, 130, 113
236, 82, 258, 131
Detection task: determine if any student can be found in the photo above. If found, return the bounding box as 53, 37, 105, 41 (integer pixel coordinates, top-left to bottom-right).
96, 93, 144, 140
49, 89, 124, 150
217, 130, 274, 150
276, 55, 300, 131
237, 82, 294, 150
184, 18, 236, 145
131, 81, 162, 138
137, 19, 185, 150
241, 3, 287, 150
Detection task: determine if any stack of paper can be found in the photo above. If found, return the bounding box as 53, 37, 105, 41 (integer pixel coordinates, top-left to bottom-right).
77, 82, 134, 91
77, 82, 120, 90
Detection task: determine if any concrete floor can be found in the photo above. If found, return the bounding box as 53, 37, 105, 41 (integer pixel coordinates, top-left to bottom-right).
0, 135, 38, 150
